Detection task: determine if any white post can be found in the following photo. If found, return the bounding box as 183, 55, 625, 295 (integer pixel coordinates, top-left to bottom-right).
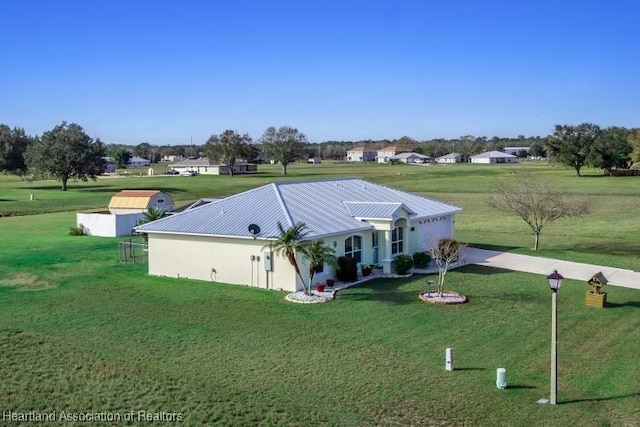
551, 291, 558, 404
496, 368, 507, 389
445, 347, 454, 371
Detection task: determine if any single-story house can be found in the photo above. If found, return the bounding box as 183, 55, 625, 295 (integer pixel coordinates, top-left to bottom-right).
308, 157, 321, 164
170, 158, 257, 175
390, 152, 432, 164
135, 179, 461, 292
128, 156, 151, 167
161, 155, 186, 162
77, 190, 174, 237
470, 151, 517, 164
103, 157, 117, 174
503, 146, 530, 156
346, 147, 377, 162
435, 153, 466, 164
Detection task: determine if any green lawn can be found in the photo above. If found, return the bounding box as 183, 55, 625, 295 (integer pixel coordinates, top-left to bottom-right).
1, 210, 639, 425
2, 161, 639, 270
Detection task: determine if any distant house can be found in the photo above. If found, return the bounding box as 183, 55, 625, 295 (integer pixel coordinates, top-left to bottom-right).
435, 153, 466, 164
390, 152, 431, 164
346, 147, 377, 162
308, 157, 321, 164
377, 146, 402, 163
470, 151, 517, 164
128, 156, 151, 167
161, 155, 186, 163
103, 157, 117, 174
170, 158, 257, 175
135, 179, 462, 292
503, 146, 530, 156
77, 190, 174, 237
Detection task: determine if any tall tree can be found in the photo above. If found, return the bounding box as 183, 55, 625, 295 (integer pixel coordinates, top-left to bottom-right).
488, 174, 588, 250
0, 125, 33, 175
25, 122, 106, 191
261, 126, 307, 175
591, 127, 632, 175
545, 123, 601, 176
266, 222, 310, 294
134, 142, 153, 161
628, 128, 640, 166
203, 130, 252, 177
112, 148, 132, 168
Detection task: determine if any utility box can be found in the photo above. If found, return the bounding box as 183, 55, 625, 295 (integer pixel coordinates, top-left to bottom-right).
445, 348, 454, 371
263, 251, 273, 271
496, 368, 507, 389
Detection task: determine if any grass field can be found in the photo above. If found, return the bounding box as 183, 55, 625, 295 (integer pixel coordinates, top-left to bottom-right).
1, 162, 639, 425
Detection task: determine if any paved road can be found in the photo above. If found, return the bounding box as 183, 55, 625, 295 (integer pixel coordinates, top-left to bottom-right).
463, 248, 640, 290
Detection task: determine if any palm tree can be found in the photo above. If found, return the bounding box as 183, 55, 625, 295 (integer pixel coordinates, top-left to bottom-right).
301, 240, 337, 291
267, 222, 311, 293
137, 207, 166, 244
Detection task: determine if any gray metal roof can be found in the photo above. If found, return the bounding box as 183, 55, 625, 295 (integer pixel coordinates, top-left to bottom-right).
390, 152, 431, 160
471, 150, 517, 159
135, 179, 462, 240
343, 202, 415, 219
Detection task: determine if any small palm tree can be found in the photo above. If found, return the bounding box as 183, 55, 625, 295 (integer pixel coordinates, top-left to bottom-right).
301, 240, 337, 290
137, 207, 166, 243
267, 222, 311, 293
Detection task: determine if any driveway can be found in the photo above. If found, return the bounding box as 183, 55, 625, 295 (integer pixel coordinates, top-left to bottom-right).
463, 248, 640, 290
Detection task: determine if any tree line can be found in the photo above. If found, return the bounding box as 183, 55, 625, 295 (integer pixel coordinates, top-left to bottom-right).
1, 121, 639, 190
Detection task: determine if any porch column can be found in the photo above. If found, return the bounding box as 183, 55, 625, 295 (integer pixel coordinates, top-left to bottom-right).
382, 230, 393, 274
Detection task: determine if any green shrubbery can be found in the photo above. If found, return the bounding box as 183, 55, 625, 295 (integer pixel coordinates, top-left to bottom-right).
412, 251, 431, 268
69, 224, 86, 236
392, 254, 413, 275
337, 256, 358, 282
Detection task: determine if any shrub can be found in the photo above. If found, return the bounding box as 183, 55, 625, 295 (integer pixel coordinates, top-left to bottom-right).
69, 224, 86, 236
412, 251, 431, 268
392, 254, 413, 275
337, 256, 358, 282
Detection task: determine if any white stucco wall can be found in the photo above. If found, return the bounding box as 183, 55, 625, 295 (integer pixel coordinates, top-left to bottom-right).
147, 233, 298, 291
77, 212, 143, 237
414, 214, 455, 252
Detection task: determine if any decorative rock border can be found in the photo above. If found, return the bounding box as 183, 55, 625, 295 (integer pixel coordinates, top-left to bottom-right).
419, 290, 468, 304
285, 290, 336, 304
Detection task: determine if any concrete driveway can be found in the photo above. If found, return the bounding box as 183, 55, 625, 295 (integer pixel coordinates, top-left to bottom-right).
463, 248, 640, 290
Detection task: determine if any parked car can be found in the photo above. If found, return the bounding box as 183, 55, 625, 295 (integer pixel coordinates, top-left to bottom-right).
180, 170, 197, 176
165, 169, 179, 175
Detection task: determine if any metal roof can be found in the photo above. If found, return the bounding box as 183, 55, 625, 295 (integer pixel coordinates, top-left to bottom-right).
390, 152, 431, 160
471, 150, 517, 159
135, 179, 462, 240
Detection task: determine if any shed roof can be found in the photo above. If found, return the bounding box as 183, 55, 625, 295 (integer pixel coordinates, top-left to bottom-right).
136, 179, 461, 240
109, 190, 161, 209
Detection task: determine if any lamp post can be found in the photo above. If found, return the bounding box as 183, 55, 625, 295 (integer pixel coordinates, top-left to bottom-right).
547, 269, 563, 405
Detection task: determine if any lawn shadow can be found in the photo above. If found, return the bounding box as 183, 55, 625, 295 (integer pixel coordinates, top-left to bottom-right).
564, 241, 640, 257
506, 385, 536, 390
337, 277, 418, 305
465, 243, 521, 253
562, 392, 640, 404
605, 301, 640, 308
455, 265, 513, 276
0, 199, 15, 202
454, 367, 487, 371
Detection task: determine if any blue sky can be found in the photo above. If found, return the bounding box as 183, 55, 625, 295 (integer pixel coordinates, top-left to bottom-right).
2, 0, 639, 144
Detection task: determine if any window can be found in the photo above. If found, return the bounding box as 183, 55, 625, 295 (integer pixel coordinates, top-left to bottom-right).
314, 263, 324, 274
157, 198, 164, 204
392, 227, 404, 255
344, 236, 362, 263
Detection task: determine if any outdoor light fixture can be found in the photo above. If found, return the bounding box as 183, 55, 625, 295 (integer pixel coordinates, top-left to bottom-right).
544, 270, 563, 405
547, 270, 564, 292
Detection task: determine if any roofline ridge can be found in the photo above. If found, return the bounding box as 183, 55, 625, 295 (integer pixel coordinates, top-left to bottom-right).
271, 183, 294, 227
